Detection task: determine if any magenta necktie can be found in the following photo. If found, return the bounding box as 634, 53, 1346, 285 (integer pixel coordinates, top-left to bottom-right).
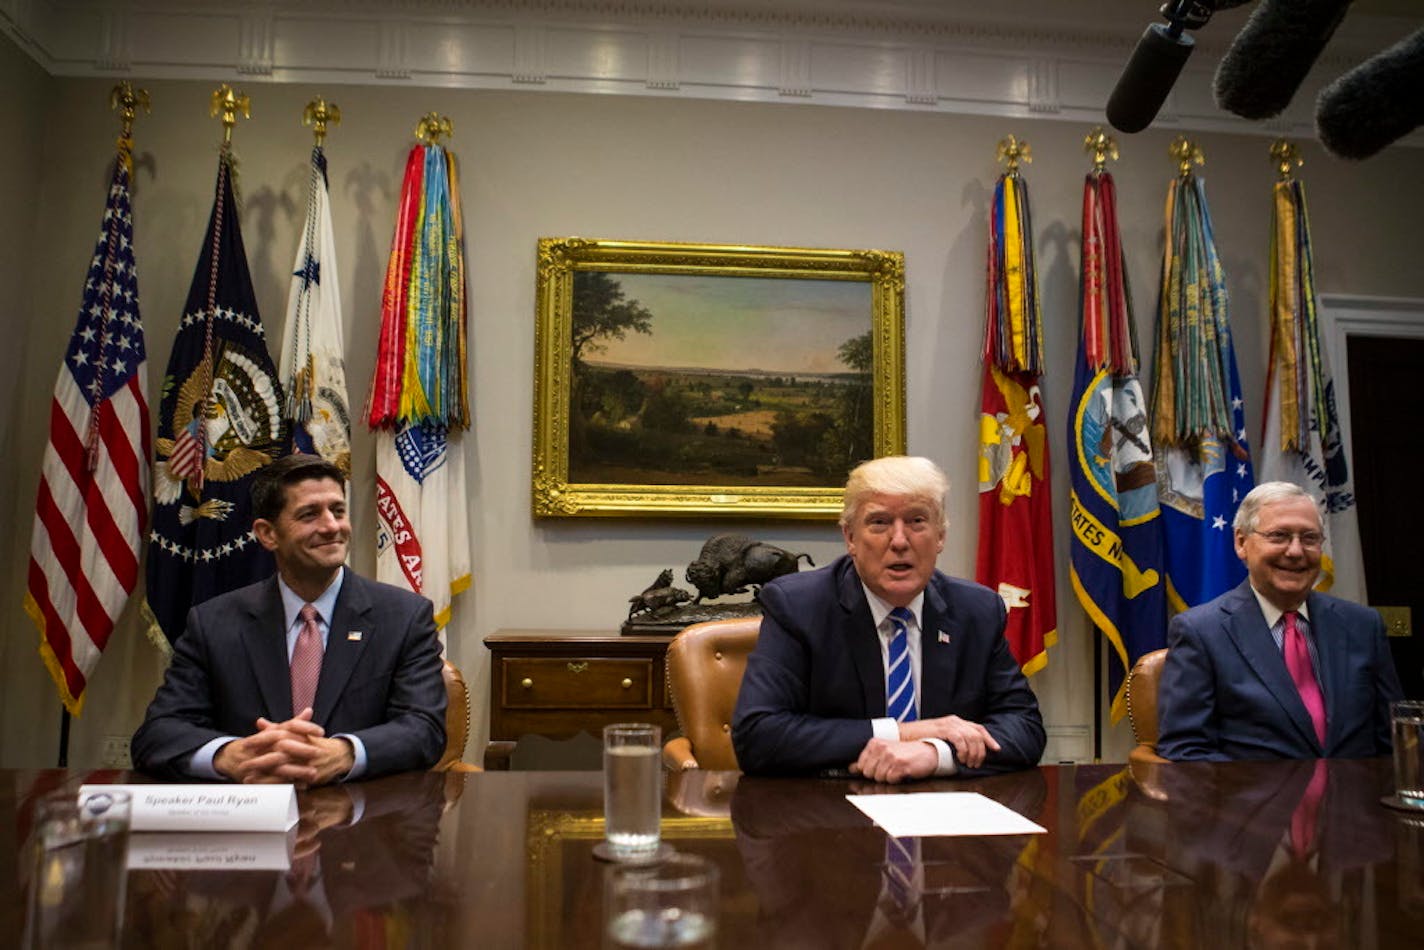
1283, 611, 1326, 747
291, 604, 323, 714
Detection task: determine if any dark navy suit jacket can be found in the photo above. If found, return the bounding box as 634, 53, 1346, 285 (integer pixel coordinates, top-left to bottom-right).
731, 555, 1045, 776
132, 569, 447, 780
1157, 580, 1402, 761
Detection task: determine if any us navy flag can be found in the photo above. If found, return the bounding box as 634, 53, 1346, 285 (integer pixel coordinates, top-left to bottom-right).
144, 153, 286, 647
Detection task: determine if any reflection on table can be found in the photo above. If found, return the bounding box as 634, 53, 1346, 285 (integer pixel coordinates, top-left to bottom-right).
2, 758, 1422, 947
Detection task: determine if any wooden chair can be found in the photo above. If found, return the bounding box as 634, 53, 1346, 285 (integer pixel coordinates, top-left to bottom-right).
662, 617, 761, 771
1126, 648, 1169, 766
435, 659, 481, 772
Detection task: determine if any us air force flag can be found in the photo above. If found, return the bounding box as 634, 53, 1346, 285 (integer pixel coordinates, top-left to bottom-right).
1260, 174, 1364, 600
1150, 174, 1253, 613
1068, 168, 1166, 721
280, 144, 351, 475
145, 153, 286, 647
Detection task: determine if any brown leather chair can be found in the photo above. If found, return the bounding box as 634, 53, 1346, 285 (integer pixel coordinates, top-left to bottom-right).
1126, 648, 1169, 766
435, 659, 480, 772
662, 617, 761, 771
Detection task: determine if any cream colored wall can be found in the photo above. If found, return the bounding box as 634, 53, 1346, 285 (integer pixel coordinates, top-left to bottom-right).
3, 34, 1422, 768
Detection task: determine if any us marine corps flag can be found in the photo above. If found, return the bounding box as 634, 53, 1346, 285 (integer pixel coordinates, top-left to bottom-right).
1259, 142, 1365, 600
976, 136, 1057, 674
1067, 133, 1167, 722
1151, 139, 1254, 613
25, 89, 150, 714
366, 118, 470, 630
146, 105, 286, 647
280, 101, 351, 475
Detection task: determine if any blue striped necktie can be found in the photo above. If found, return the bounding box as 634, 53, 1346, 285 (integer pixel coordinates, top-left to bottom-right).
886, 606, 918, 722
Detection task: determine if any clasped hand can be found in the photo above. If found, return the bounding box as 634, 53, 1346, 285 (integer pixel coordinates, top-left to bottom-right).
213, 708, 355, 788
849, 715, 1000, 784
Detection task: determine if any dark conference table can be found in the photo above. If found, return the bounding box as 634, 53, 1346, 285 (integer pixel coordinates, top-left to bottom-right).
4, 757, 1422, 947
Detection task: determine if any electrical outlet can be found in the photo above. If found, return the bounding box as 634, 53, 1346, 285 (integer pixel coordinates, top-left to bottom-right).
100, 736, 131, 769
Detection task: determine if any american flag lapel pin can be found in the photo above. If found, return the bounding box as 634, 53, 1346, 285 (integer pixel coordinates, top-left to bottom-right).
938, 631, 951, 644
348, 631, 363, 642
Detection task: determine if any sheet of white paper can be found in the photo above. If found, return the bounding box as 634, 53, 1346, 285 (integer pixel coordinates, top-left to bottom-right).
79, 784, 299, 832
846, 791, 1045, 837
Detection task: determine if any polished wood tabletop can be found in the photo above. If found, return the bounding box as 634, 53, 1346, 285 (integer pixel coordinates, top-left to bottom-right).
3, 757, 1422, 947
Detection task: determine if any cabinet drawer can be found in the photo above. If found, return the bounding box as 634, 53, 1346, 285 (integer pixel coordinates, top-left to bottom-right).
502, 657, 655, 708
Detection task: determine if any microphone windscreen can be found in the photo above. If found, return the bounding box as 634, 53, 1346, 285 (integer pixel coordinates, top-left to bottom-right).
1317, 27, 1424, 160
1107, 24, 1195, 134
1214, 0, 1353, 120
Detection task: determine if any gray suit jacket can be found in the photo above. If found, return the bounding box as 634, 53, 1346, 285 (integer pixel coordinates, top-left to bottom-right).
131, 569, 447, 780
731, 555, 1045, 776
1157, 580, 1402, 761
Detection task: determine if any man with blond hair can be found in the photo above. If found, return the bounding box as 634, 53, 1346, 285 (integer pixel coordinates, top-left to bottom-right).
732, 455, 1045, 781
1158, 480, 1402, 761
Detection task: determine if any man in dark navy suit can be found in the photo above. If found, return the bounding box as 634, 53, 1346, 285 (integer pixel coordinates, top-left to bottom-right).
132, 454, 446, 785
731, 456, 1045, 781
1157, 481, 1402, 761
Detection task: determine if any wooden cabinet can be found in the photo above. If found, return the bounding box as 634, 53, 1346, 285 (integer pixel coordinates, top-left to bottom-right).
483, 630, 679, 769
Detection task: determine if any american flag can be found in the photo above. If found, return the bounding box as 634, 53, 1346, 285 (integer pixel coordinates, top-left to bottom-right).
23, 157, 150, 714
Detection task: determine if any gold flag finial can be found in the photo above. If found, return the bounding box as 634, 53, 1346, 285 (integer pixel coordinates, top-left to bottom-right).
1084, 126, 1119, 173
996, 135, 1031, 176
1168, 136, 1204, 178
415, 112, 453, 145
303, 97, 341, 147
210, 84, 251, 146
1269, 139, 1303, 182
108, 81, 150, 167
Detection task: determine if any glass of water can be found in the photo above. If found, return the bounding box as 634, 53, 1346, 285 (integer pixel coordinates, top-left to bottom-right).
24, 789, 132, 949
604, 851, 719, 949
602, 723, 663, 860
1393, 700, 1424, 809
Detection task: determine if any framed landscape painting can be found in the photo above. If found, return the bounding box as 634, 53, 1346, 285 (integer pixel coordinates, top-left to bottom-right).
531, 238, 906, 518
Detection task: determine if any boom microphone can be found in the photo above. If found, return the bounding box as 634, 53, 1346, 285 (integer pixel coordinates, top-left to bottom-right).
1106, 2, 1218, 134
1214, 0, 1353, 120
1317, 26, 1424, 159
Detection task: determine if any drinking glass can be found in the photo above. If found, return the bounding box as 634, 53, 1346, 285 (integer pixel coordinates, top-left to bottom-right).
1392, 700, 1424, 808
601, 723, 663, 860
24, 789, 132, 950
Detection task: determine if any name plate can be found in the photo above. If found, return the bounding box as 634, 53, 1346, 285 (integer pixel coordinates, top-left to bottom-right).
127, 832, 292, 871
80, 784, 298, 832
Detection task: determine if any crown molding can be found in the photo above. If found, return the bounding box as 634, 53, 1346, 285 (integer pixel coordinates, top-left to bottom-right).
3, 0, 1418, 148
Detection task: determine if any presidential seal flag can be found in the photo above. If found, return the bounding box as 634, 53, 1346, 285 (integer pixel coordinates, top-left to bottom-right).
367, 131, 470, 630
1067, 154, 1166, 722
25, 141, 150, 714
1151, 141, 1254, 612
976, 137, 1057, 675
1260, 150, 1364, 600
145, 150, 287, 647
280, 138, 351, 475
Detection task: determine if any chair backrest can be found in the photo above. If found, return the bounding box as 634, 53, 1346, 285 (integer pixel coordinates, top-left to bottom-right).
1126, 648, 1168, 749
665, 617, 761, 771
435, 658, 470, 771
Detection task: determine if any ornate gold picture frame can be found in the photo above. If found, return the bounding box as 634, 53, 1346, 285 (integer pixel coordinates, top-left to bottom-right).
532, 238, 907, 518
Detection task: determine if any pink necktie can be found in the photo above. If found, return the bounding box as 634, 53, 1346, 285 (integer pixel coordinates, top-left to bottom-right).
1283, 611, 1326, 747
291, 604, 322, 714
1290, 759, 1328, 859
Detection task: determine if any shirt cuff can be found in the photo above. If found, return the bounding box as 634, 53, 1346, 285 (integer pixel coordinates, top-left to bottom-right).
336, 734, 368, 781
922, 738, 957, 776
190, 737, 237, 780
871, 717, 900, 742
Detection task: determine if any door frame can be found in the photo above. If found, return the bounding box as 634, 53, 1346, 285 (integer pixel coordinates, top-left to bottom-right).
1319, 294, 1424, 499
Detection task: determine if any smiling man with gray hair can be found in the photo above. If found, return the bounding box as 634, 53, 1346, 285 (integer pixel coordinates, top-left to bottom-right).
1158, 480, 1403, 761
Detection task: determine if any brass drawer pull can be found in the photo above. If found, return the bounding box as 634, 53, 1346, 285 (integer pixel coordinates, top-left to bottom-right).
621, 678, 633, 689
567, 661, 588, 674
521, 678, 533, 689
